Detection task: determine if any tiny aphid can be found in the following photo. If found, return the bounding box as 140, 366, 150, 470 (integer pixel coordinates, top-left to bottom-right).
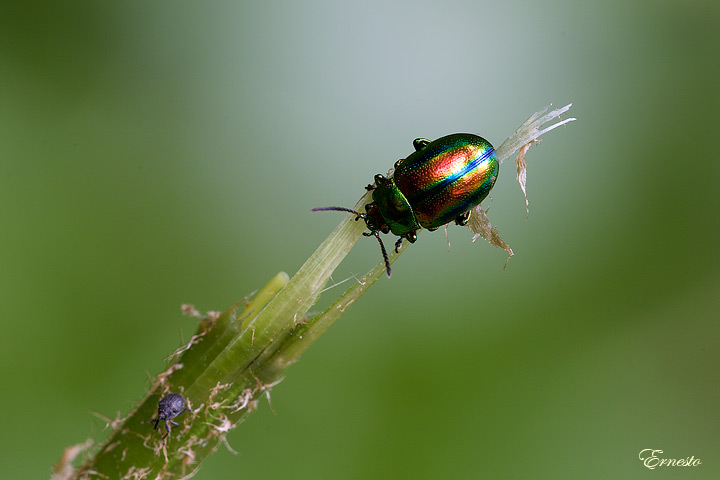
151, 392, 188, 440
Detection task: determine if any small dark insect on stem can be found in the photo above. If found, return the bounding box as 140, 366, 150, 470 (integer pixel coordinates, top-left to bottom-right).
151, 393, 188, 441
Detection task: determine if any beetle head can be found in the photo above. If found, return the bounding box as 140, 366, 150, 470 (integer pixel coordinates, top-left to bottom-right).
311, 206, 392, 277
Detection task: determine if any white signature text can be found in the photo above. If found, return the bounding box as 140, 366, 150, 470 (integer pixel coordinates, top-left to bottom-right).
638, 449, 701, 469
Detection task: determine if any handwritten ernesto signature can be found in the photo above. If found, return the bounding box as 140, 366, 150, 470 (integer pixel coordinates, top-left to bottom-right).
639, 449, 702, 469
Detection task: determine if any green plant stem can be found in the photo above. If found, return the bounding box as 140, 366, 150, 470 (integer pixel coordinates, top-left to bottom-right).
70, 192, 402, 480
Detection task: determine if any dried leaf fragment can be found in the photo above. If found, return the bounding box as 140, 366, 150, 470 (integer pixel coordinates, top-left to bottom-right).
468, 205, 513, 263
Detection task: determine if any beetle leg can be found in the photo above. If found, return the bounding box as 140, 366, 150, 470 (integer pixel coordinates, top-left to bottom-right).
394, 237, 403, 253
365, 184, 375, 191
413, 138, 430, 151
454, 211, 471, 226
170, 420, 180, 427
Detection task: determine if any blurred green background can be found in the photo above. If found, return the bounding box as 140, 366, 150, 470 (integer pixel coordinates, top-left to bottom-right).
1, 0, 718, 478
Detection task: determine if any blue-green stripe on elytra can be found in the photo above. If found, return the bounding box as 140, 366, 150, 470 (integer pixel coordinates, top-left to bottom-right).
404, 147, 495, 205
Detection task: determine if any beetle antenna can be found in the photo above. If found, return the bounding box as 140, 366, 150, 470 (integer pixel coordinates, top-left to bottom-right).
370, 230, 391, 277
311, 206, 363, 217
313, 207, 391, 276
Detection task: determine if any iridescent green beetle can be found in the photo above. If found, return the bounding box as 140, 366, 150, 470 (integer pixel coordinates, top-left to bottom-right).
314, 133, 498, 277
